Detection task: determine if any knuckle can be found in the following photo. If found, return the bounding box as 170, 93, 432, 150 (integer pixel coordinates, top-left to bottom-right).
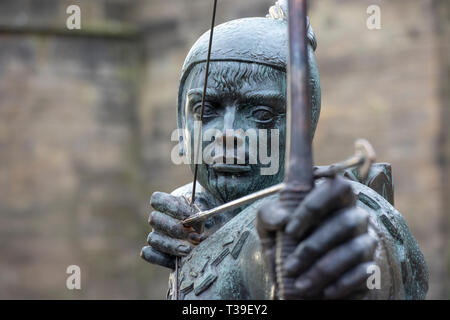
356, 233, 371, 246
257, 203, 273, 224
147, 231, 159, 246
333, 176, 351, 193
140, 246, 149, 260
141, 246, 157, 264
340, 209, 358, 227
141, 250, 154, 265
257, 201, 288, 230
148, 211, 157, 226
342, 208, 369, 233
291, 205, 309, 227
140, 246, 175, 269
355, 207, 370, 224
313, 261, 330, 279
149, 192, 162, 207
300, 241, 319, 258
147, 232, 153, 245
256, 205, 268, 222
340, 273, 355, 288
361, 233, 377, 247
355, 234, 377, 259
338, 179, 352, 193
367, 235, 378, 251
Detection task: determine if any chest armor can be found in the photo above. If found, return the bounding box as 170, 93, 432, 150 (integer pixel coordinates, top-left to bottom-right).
167, 163, 397, 300
167, 197, 273, 300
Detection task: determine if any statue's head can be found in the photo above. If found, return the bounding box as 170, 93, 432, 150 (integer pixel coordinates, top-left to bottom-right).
177, 3, 321, 203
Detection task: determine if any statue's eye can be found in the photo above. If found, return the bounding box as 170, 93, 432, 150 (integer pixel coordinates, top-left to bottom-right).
250, 107, 275, 123
193, 103, 217, 120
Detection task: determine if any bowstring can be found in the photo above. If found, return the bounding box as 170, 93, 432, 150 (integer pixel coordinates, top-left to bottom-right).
175, 0, 218, 300
191, 0, 218, 204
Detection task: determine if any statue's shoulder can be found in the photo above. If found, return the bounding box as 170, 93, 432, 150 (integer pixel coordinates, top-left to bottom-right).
316, 162, 394, 204
337, 168, 428, 299
349, 162, 394, 205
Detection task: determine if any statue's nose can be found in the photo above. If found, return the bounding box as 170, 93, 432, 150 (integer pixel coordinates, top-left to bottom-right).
222, 106, 236, 131
221, 106, 244, 147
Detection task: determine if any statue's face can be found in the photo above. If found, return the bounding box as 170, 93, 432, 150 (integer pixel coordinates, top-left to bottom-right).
181, 61, 286, 203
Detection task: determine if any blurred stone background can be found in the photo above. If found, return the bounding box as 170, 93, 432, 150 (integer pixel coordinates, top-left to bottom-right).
0, 0, 448, 299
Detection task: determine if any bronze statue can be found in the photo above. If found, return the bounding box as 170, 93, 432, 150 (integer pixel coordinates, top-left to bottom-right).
141, 0, 428, 299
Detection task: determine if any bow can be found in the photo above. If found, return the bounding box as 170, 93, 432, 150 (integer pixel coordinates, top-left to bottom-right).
275, 0, 313, 299
179, 0, 374, 300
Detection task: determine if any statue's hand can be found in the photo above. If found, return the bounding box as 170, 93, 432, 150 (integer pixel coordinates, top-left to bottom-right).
257, 176, 377, 299
140, 192, 206, 270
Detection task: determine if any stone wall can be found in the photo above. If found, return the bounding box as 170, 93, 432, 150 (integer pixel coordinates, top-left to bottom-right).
0, 0, 448, 299
0, 0, 152, 299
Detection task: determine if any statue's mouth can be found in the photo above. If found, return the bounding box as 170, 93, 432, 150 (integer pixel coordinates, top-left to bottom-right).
210, 163, 251, 173
203, 148, 252, 173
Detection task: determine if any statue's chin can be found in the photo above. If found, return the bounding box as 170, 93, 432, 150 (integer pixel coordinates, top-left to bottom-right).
202, 173, 245, 203
195, 163, 284, 203
202, 171, 281, 204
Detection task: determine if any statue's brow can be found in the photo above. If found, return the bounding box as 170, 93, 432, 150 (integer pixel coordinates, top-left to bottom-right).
187, 89, 285, 103
244, 91, 285, 104
187, 88, 217, 100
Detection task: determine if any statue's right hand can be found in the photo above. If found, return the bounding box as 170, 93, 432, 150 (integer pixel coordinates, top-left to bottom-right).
140, 192, 205, 270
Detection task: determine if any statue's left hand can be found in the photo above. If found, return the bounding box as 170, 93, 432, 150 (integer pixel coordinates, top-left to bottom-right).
256, 176, 377, 299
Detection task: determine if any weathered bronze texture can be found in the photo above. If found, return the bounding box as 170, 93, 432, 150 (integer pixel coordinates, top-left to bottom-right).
141, 0, 428, 300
